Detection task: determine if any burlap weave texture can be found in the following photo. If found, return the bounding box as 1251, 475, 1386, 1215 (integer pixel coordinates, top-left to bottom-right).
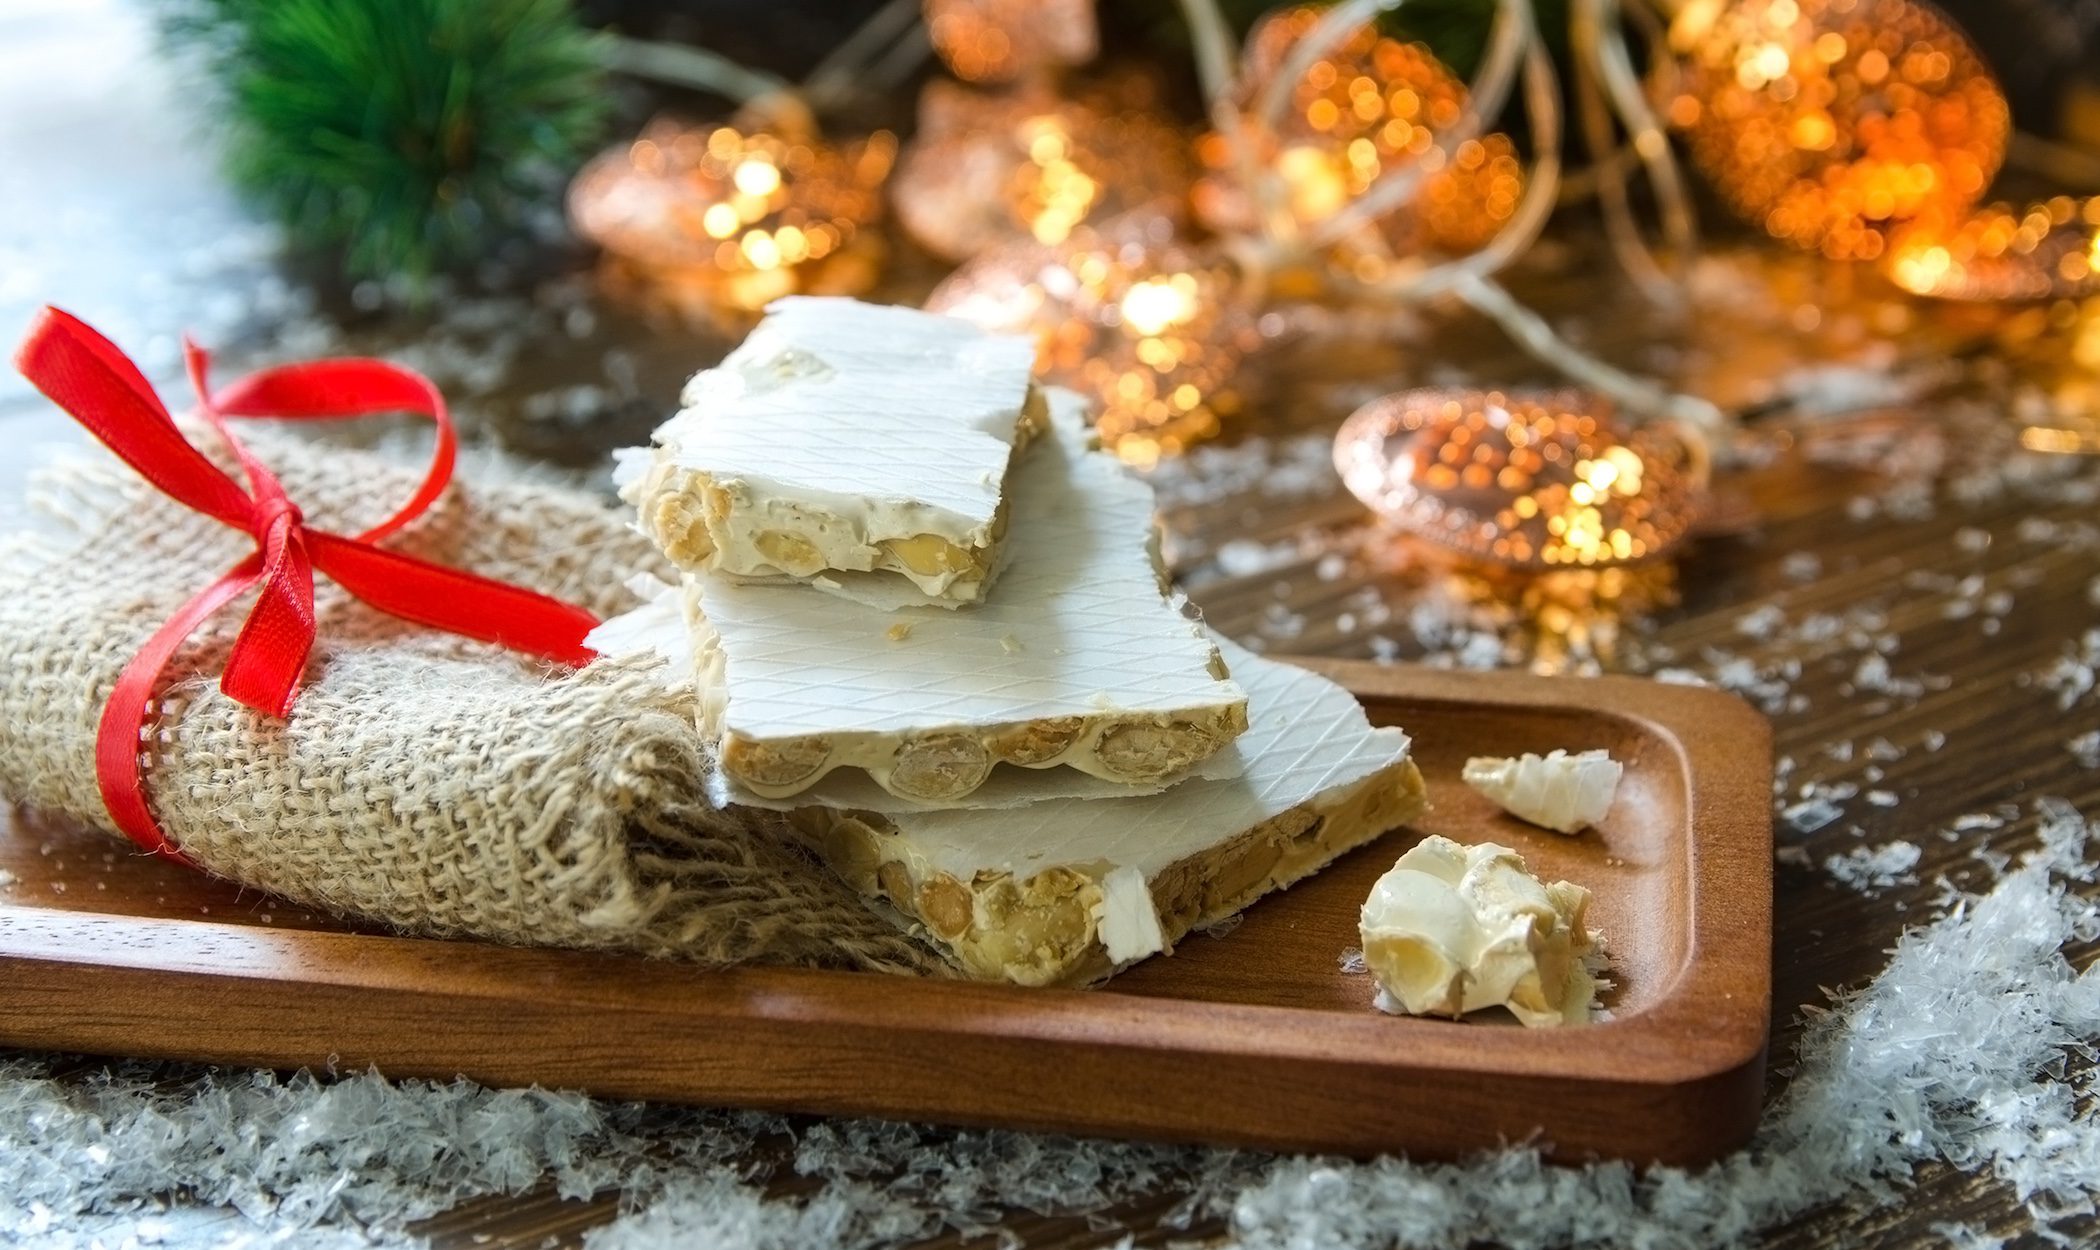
0, 426, 946, 976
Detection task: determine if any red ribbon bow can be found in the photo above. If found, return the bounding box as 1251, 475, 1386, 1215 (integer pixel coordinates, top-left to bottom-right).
14, 308, 601, 865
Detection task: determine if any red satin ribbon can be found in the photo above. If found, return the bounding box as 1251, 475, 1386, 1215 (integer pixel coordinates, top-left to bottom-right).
13, 307, 601, 865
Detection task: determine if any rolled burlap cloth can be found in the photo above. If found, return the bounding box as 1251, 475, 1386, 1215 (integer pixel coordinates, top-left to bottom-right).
0, 425, 947, 976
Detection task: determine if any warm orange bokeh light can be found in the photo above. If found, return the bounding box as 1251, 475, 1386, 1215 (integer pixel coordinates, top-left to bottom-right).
1885, 195, 2100, 301
1666, 0, 2008, 260
893, 78, 1189, 263
1335, 389, 1699, 569
1195, 5, 1524, 260
926, 220, 1247, 466
568, 116, 895, 315
924, 0, 1096, 85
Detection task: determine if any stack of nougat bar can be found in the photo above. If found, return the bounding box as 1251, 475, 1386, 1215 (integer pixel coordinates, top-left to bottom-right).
594, 297, 1427, 986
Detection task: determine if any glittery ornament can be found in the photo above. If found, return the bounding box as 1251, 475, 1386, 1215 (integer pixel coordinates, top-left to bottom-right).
893, 77, 1189, 262
1665, 0, 2009, 261
925, 0, 1097, 85
1884, 195, 2100, 301
1335, 389, 1699, 569
1193, 5, 1524, 260
567, 114, 896, 318
926, 219, 1249, 466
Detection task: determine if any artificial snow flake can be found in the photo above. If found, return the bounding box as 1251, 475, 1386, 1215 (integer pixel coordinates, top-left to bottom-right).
1213, 539, 1301, 579
1780, 552, 1822, 582
1144, 434, 1337, 508
4, 802, 2095, 1250
2037, 630, 2100, 710
1824, 841, 1923, 893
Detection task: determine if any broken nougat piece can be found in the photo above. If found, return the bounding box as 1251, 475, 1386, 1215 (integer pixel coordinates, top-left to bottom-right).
687, 392, 1248, 804
1461, 748, 1622, 834
1359, 835, 1599, 1027
771, 637, 1427, 986
622, 296, 1043, 607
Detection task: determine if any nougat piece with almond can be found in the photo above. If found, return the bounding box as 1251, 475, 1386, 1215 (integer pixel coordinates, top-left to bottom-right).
622, 296, 1042, 608
682, 393, 1248, 805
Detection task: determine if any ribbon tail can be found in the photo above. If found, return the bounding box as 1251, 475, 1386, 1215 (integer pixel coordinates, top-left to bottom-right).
96, 556, 266, 863
308, 532, 600, 666
219, 520, 319, 717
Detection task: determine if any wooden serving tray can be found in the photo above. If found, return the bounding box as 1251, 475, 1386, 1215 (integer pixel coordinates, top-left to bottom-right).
0, 660, 1771, 1166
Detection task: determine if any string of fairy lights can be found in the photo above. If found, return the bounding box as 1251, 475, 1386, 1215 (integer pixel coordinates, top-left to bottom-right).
566, 0, 2100, 572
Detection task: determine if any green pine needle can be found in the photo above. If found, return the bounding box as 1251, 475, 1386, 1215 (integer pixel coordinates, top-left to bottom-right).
164, 0, 608, 287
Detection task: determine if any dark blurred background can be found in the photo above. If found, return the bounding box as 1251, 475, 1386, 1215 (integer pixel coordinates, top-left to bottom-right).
572, 0, 2100, 139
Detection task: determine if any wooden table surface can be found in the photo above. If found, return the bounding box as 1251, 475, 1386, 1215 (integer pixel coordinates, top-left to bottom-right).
3, 4, 2097, 1248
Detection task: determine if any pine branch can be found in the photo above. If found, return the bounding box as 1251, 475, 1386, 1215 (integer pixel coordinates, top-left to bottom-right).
159, 0, 609, 289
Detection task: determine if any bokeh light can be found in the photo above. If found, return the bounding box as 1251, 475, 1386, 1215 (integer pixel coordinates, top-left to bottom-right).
894, 77, 1189, 262
1194, 5, 1525, 265
926, 218, 1250, 466
1665, 0, 2009, 260
925, 0, 1097, 85
1885, 195, 2100, 301
568, 116, 895, 318
1335, 389, 1699, 569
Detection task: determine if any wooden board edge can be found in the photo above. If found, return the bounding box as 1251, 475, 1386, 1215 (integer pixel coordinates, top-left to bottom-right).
0, 926, 1769, 1167
0, 660, 1779, 1164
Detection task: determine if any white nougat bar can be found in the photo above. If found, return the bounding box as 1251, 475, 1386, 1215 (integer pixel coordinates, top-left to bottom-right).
772, 638, 1427, 986
623, 296, 1042, 607
687, 392, 1249, 805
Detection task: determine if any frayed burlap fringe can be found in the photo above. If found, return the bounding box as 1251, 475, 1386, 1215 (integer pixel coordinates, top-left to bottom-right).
0, 427, 947, 976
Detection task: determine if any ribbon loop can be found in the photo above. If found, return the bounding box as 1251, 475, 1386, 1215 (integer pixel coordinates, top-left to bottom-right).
21, 310, 257, 532
14, 306, 602, 864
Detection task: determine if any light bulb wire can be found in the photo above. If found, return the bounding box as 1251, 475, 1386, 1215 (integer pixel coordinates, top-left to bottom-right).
1407, 37, 1725, 451
1572, 0, 1673, 302
1570, 0, 1700, 304
1380, 33, 1724, 449
1177, 0, 1301, 245
604, 0, 931, 112
1445, 272, 1723, 474
1178, 0, 1722, 448
1557, 0, 1684, 209
599, 36, 791, 105
803, 0, 927, 107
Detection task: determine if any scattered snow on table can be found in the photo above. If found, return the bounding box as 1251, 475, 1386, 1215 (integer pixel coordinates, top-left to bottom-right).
4, 801, 2094, 1250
